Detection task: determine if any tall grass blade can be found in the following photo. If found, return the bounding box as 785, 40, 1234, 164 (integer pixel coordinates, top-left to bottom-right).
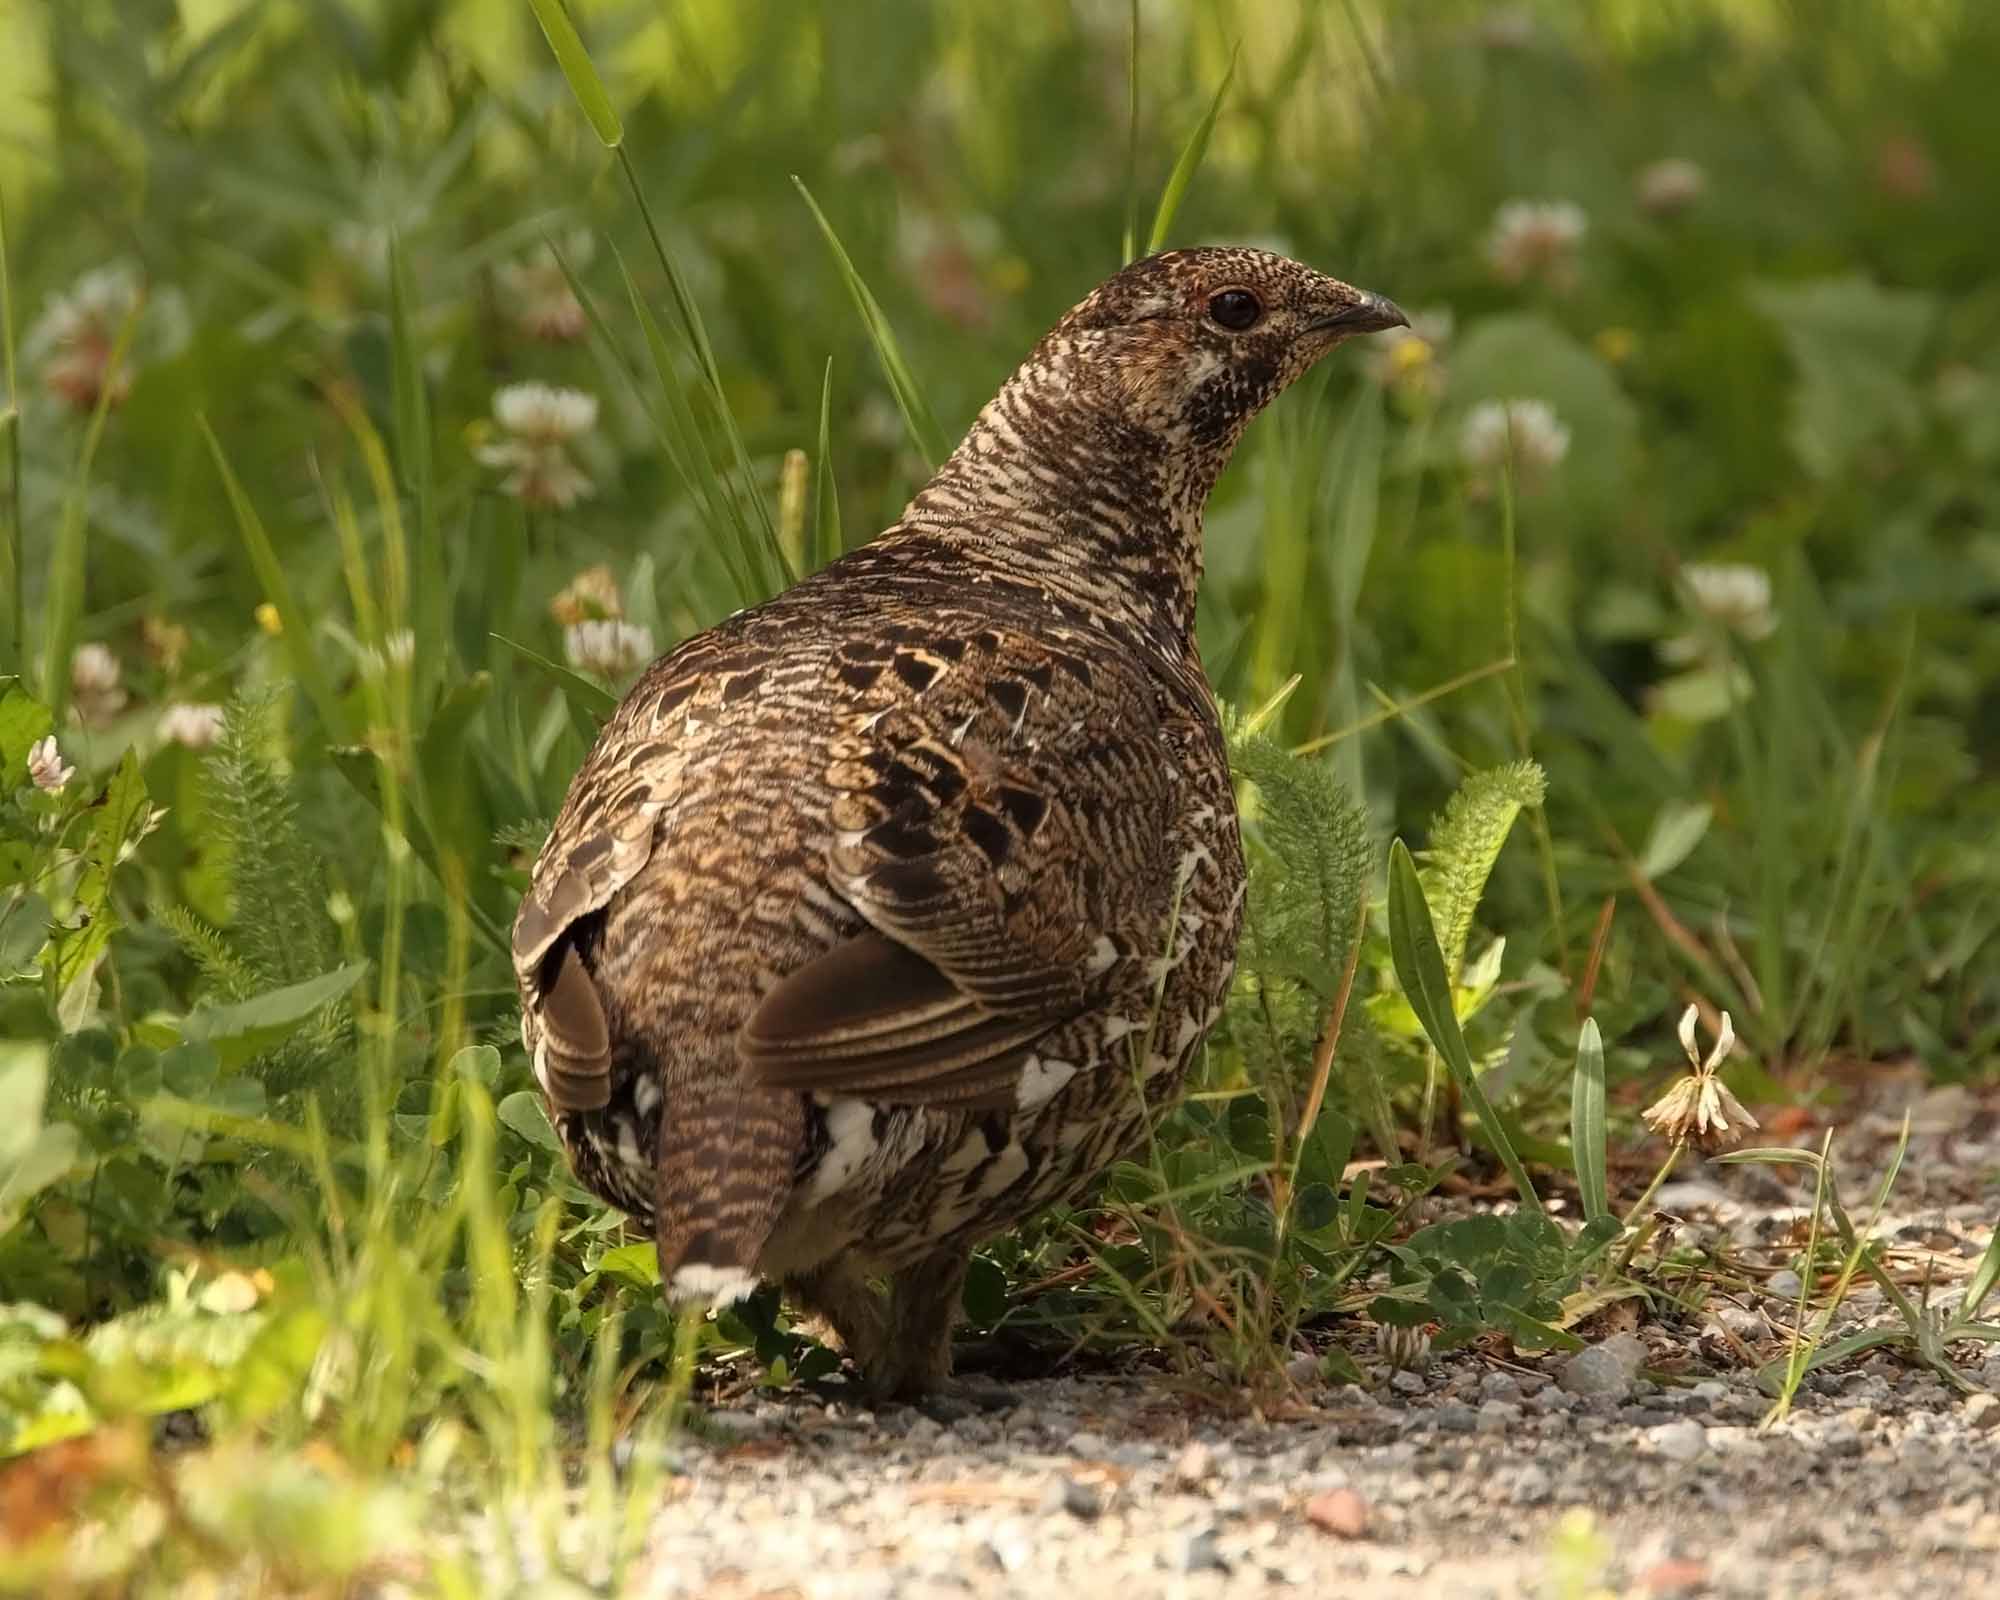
39, 307, 138, 719
0, 186, 20, 672
527, 0, 623, 148
1386, 838, 1545, 1217
1145, 44, 1239, 255
792, 177, 945, 466
1122, 0, 1141, 264
1496, 453, 1569, 978
388, 237, 446, 695
617, 254, 767, 604
1569, 1019, 1608, 1222
814, 357, 842, 568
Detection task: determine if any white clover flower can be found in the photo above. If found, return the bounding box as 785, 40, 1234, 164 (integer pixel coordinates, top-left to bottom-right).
1375, 1320, 1433, 1372
1485, 199, 1588, 288
478, 384, 599, 509
1642, 1005, 1758, 1152
491, 383, 597, 442
496, 233, 593, 343
157, 703, 226, 750
70, 643, 128, 727
29, 264, 142, 414
27, 736, 74, 794
564, 620, 654, 680
1459, 398, 1572, 477
1679, 562, 1777, 641
550, 564, 624, 627
1635, 158, 1708, 219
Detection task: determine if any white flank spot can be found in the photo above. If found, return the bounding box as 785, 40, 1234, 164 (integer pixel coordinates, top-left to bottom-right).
633, 1076, 661, 1118
669, 1263, 759, 1310
1015, 1055, 1078, 1112
1101, 1015, 1141, 1046
1174, 1015, 1202, 1051
807, 1097, 877, 1201
530, 1040, 551, 1098
1176, 843, 1216, 887
1086, 934, 1119, 976
615, 1121, 643, 1172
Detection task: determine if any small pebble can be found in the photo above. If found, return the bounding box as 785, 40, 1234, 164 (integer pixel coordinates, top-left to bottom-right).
1477, 1400, 1521, 1431
1649, 1420, 1707, 1463
1479, 1371, 1522, 1402
1183, 1529, 1230, 1574
1304, 1487, 1370, 1539
1173, 1441, 1213, 1486
1040, 1476, 1103, 1520
1559, 1333, 1646, 1401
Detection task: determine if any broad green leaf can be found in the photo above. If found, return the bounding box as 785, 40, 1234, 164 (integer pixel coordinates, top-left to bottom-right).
0, 679, 52, 788
225, 1302, 327, 1425
0, 889, 49, 973
181, 961, 369, 1070
595, 1241, 660, 1289
960, 1253, 1009, 1326
50, 750, 152, 1008
1637, 799, 1713, 880
0, 1044, 79, 1233
496, 1090, 562, 1154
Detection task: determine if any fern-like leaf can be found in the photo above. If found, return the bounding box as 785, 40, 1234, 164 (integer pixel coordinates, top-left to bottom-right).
1230, 730, 1373, 998
1421, 760, 1547, 982
158, 904, 260, 1002
205, 695, 339, 991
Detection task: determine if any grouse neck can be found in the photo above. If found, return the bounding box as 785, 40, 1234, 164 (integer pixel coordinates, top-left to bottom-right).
897, 336, 1238, 655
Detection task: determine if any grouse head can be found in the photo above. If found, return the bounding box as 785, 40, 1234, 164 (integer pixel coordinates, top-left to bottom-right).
1047, 246, 1406, 452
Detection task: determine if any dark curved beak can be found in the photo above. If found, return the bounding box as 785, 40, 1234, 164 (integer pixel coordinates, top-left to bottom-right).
1312, 290, 1409, 337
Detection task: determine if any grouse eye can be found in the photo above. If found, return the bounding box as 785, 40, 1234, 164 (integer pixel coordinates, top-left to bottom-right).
1207, 288, 1263, 331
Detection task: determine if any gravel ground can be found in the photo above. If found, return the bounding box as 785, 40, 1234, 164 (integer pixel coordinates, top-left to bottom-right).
616, 1076, 2000, 1599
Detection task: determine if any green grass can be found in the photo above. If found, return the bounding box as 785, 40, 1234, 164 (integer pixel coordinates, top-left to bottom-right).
2, 0, 1999, 1589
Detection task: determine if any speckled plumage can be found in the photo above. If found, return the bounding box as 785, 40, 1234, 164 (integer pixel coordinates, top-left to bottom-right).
513, 246, 1403, 1394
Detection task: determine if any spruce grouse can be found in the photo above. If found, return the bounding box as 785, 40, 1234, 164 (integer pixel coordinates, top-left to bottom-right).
512, 246, 1404, 1396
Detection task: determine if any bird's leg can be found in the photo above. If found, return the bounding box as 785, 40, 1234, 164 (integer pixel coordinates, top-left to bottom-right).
788, 1257, 892, 1375
872, 1246, 971, 1399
